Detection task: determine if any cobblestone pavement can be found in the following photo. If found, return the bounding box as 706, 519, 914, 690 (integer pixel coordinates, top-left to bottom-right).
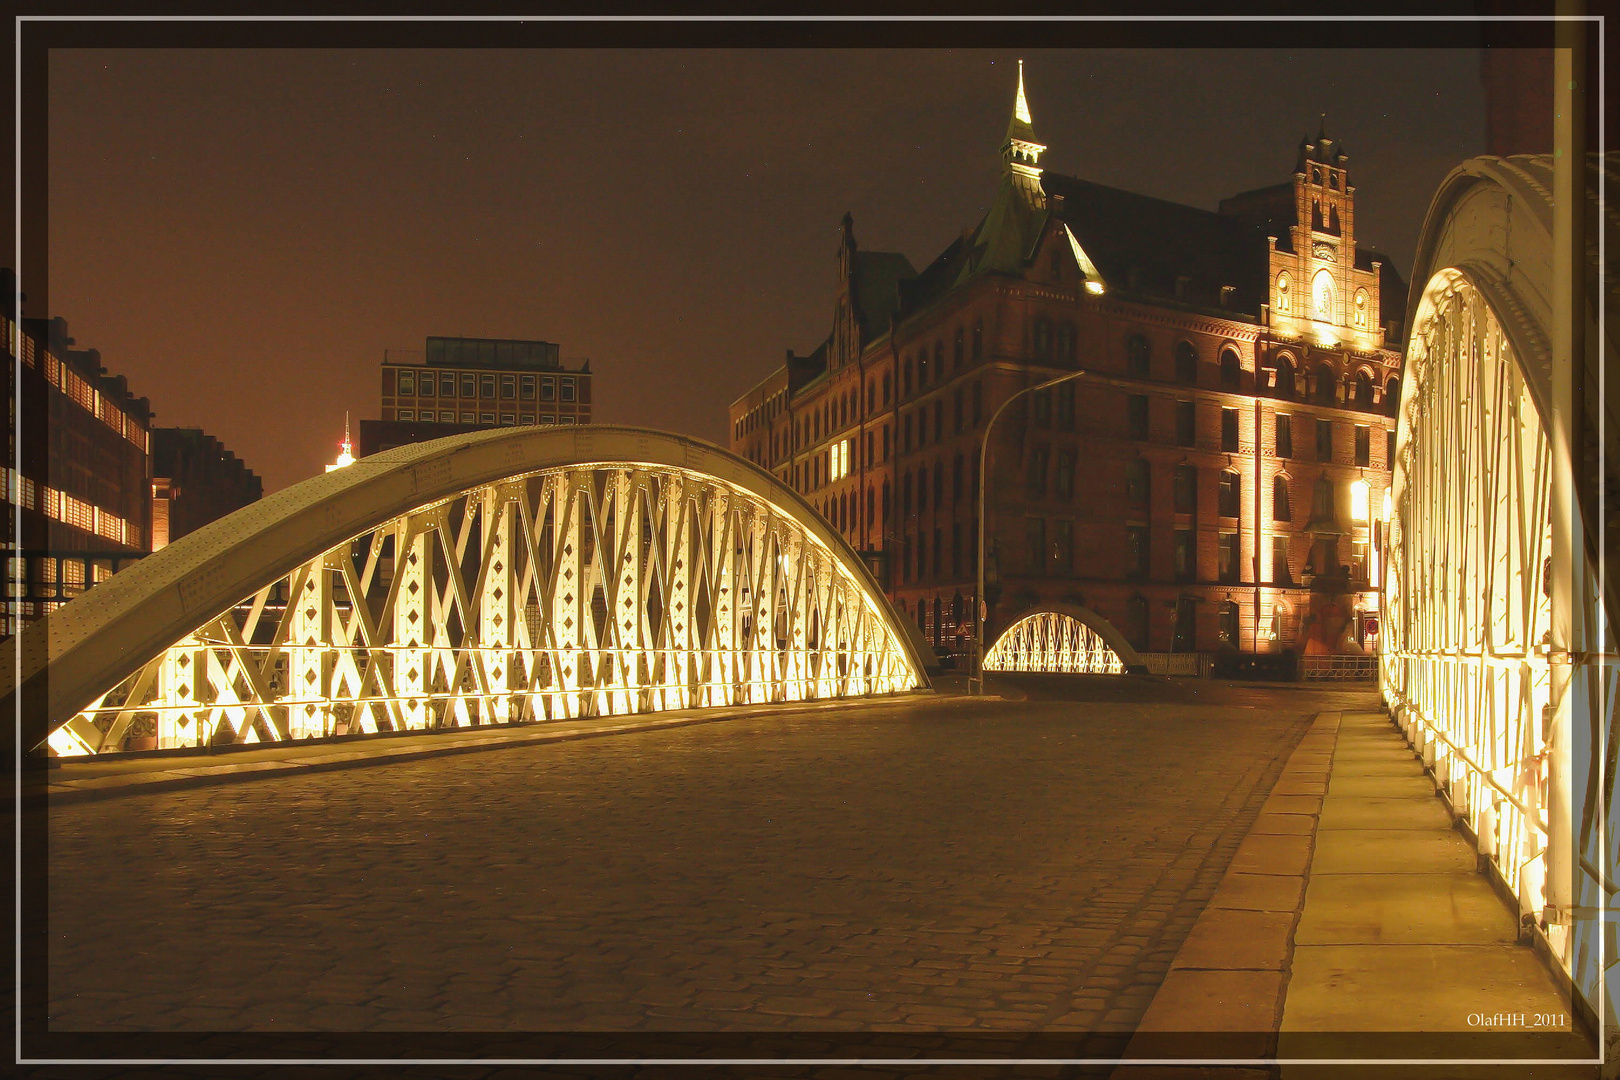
44, 683, 1373, 1060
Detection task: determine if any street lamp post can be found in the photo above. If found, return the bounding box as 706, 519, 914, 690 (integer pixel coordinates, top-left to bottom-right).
971, 367, 1094, 694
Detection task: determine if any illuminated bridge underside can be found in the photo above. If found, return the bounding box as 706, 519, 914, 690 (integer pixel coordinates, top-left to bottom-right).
1383, 155, 1616, 1029
983, 608, 1144, 675
6, 428, 928, 756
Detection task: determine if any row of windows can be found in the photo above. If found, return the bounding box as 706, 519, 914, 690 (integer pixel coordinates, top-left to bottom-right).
735, 388, 787, 440
1, 466, 141, 547
393, 410, 579, 426
20, 336, 149, 451
393, 369, 578, 403
1123, 395, 1384, 465
896, 521, 979, 587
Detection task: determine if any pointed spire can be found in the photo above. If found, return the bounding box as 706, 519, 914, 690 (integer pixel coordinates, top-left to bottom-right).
1005, 58, 1038, 147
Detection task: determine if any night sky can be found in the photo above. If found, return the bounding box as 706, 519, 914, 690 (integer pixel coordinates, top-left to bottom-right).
46, 48, 1486, 494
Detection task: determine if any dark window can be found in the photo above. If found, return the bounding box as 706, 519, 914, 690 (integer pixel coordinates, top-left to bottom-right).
1217, 599, 1240, 643
933, 400, 943, 444
1127, 525, 1149, 579
954, 328, 965, 370
1312, 476, 1336, 521
1386, 428, 1396, 468
1316, 419, 1333, 462
1057, 383, 1075, 430
883, 372, 892, 405
1176, 401, 1196, 447
903, 413, 912, 453
1315, 362, 1337, 404
918, 408, 927, 446
1127, 395, 1150, 439
1221, 408, 1239, 452
1385, 377, 1401, 416
1055, 519, 1074, 575
917, 466, 928, 514
1025, 518, 1046, 575
520, 375, 535, 400
1273, 356, 1295, 399
445, 373, 460, 397
902, 473, 913, 517
1126, 334, 1150, 378
1033, 389, 1052, 428
1355, 425, 1371, 466
919, 351, 929, 388
1034, 318, 1051, 359
934, 342, 944, 378
933, 460, 944, 507
953, 388, 964, 433
1060, 322, 1077, 365
1173, 465, 1197, 514
1272, 536, 1292, 584
1175, 341, 1198, 383
1055, 449, 1076, 499
461, 374, 477, 398
933, 526, 943, 578
1218, 471, 1241, 518
500, 374, 516, 400
1218, 533, 1240, 583
1273, 475, 1292, 521
952, 455, 964, 504
867, 486, 875, 529
561, 378, 576, 402
1220, 349, 1242, 388
481, 374, 497, 399
952, 523, 962, 576
397, 371, 415, 395
1026, 446, 1050, 498
1128, 595, 1150, 650
903, 358, 913, 397
1126, 458, 1150, 507
972, 320, 983, 363
1276, 413, 1293, 458
971, 381, 983, 426
1173, 529, 1195, 582
882, 480, 891, 526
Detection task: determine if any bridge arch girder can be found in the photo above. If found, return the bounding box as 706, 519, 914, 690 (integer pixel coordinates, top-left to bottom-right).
2, 426, 930, 755
983, 603, 1147, 676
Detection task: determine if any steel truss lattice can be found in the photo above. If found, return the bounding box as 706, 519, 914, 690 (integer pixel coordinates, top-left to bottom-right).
33, 441, 925, 756
983, 611, 1126, 675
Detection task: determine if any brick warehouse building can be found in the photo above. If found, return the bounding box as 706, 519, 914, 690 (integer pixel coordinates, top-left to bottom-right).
728, 65, 1403, 668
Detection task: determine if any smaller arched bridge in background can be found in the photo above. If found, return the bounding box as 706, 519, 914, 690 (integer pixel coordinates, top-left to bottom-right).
982, 605, 1147, 676
2, 426, 931, 756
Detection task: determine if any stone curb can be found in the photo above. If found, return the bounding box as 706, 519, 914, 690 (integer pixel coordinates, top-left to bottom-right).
33, 692, 961, 806
1109, 710, 1343, 1078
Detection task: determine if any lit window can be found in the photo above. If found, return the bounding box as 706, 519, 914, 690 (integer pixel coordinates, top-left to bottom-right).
1350, 479, 1370, 522
1312, 268, 1334, 321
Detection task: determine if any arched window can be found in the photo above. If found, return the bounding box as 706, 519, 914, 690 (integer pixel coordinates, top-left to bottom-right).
882, 372, 892, 405
918, 350, 929, 388
839, 492, 848, 531
933, 460, 944, 507
1220, 348, 1242, 388
917, 466, 928, 514
1353, 370, 1374, 408
901, 472, 913, 517
952, 454, 964, 504
866, 485, 875, 528
903, 357, 914, 397
1385, 376, 1401, 416
1126, 334, 1151, 378
934, 341, 945, 375
1174, 341, 1198, 383
1126, 458, 1151, 506
881, 479, 891, 525
1273, 474, 1291, 521
1311, 201, 1325, 232
1273, 354, 1296, 398
1034, 318, 1051, 359
1311, 268, 1335, 322
954, 327, 964, 370
972, 319, 983, 362
1276, 272, 1292, 313
1328, 206, 1341, 235
1353, 288, 1370, 328
1315, 362, 1337, 404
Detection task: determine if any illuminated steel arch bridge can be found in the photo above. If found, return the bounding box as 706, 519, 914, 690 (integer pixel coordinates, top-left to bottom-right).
1383, 153, 1616, 1034
981, 604, 1148, 676
3, 426, 931, 757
